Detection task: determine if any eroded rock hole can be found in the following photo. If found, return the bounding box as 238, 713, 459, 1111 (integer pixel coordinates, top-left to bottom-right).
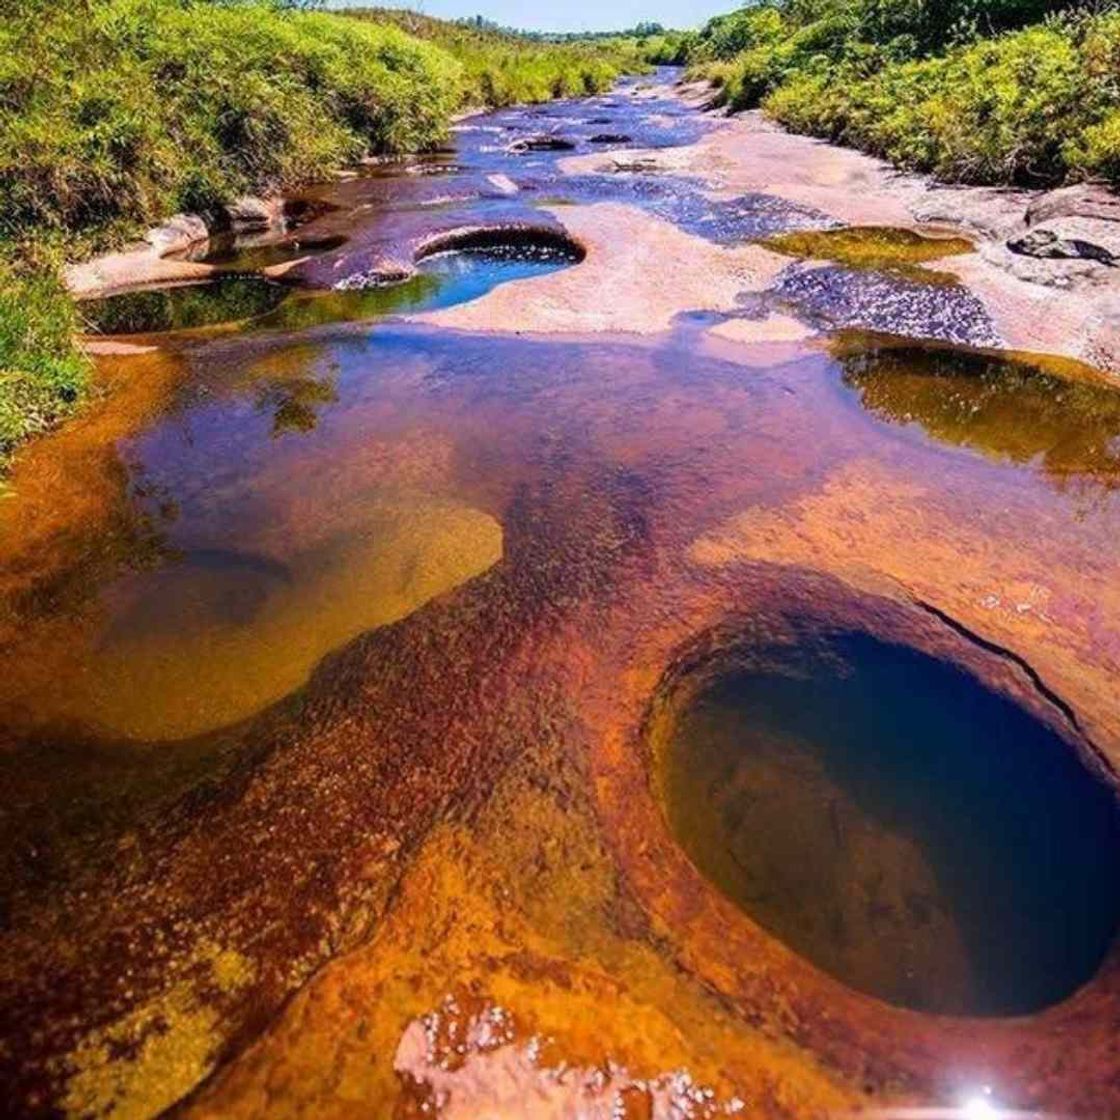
653, 628, 1120, 1016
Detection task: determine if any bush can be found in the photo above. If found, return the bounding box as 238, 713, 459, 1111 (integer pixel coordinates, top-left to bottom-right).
345, 8, 637, 109
766, 22, 1089, 184
641, 32, 696, 65
692, 5, 786, 61
1070, 110, 1120, 181
0, 0, 463, 254
693, 3, 1120, 190
0, 251, 90, 456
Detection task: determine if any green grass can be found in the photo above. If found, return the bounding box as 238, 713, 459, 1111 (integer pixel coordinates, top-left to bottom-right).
344, 9, 642, 107
1, 0, 462, 253
0, 248, 91, 459
0, 0, 640, 467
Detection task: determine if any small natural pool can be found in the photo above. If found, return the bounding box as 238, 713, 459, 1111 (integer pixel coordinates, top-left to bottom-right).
79, 239, 582, 336
172, 232, 348, 271
835, 338, 1120, 491
414, 237, 582, 304
657, 630, 1120, 1016
256, 240, 582, 331
80, 276, 288, 336
764, 225, 974, 270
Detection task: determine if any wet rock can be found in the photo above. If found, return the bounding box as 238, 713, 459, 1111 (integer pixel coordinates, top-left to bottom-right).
507, 135, 576, 154
146, 213, 211, 257
971, 184, 1120, 281
590, 133, 633, 144
333, 262, 414, 290
225, 196, 283, 233
393, 997, 748, 1120
979, 239, 1110, 289
1008, 226, 1117, 265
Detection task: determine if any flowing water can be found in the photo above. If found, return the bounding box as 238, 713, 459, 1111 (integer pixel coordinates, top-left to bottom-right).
4, 70, 1120, 1118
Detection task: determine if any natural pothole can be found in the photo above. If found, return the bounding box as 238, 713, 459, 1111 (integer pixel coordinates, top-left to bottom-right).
413, 225, 585, 266
651, 623, 1120, 1016
763, 226, 974, 271
831, 335, 1120, 492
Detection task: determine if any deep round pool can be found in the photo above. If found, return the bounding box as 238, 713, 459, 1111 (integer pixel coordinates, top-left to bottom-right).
657, 629, 1120, 1016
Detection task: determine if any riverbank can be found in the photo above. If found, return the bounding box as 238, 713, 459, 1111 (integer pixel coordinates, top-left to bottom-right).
0, 1, 643, 465
685, 3, 1120, 191
554, 95, 1120, 371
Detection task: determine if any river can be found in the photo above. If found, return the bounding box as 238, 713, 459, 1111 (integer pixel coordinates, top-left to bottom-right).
2, 70, 1120, 1120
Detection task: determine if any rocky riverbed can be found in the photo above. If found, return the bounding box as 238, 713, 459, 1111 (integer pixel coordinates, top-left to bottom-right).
3, 72, 1120, 1120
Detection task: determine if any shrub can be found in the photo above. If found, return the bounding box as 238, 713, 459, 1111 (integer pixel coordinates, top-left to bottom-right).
1070, 111, 1120, 181
642, 32, 696, 65
766, 23, 1089, 184
692, 5, 786, 62
696, 2, 1120, 188
0, 0, 463, 253
0, 251, 90, 456
345, 8, 636, 109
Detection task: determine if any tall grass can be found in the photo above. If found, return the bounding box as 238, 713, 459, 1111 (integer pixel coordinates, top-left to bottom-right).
0, 252, 89, 459
1, 0, 462, 255
685, 2, 1120, 190
345, 8, 641, 107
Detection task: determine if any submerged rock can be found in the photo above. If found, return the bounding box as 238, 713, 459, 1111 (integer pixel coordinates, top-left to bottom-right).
773, 262, 1000, 348
485, 173, 520, 197
507, 135, 576, 153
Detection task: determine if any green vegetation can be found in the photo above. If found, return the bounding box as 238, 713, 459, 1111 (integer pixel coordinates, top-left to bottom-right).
345, 9, 642, 106
686, 1, 1120, 188
0, 0, 639, 464
2, 1, 462, 256
0, 255, 89, 457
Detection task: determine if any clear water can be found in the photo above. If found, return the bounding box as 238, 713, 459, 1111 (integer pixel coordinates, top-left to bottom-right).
6, 68, 1120, 1116
661, 631, 1120, 1016
834, 338, 1120, 493
79, 243, 580, 337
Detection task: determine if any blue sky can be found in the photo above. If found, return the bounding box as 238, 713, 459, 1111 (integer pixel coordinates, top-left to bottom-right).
330, 2, 737, 33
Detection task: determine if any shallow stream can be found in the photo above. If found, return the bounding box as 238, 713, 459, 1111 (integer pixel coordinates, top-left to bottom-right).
4, 70, 1120, 1119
